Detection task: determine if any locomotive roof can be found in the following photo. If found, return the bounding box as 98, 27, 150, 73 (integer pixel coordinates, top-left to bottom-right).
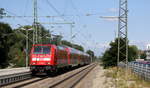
32, 44, 89, 56
58, 45, 89, 56
33, 44, 52, 46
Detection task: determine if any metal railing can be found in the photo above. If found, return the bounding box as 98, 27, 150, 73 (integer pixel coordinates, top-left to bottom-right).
0, 72, 31, 86
128, 62, 150, 80
119, 62, 150, 80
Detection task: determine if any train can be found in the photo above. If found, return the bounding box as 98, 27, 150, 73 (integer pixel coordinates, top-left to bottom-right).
29, 44, 91, 75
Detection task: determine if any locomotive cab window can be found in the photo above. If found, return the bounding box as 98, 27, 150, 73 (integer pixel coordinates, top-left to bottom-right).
33, 46, 51, 54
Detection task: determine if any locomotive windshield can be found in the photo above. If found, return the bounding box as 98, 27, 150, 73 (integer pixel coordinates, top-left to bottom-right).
33, 46, 51, 54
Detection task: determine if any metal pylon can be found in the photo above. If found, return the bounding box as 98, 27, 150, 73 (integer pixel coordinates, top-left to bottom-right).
117, 0, 128, 66
33, 0, 38, 44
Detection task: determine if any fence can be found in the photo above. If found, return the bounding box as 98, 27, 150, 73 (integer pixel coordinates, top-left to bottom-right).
128, 62, 150, 80
118, 62, 150, 80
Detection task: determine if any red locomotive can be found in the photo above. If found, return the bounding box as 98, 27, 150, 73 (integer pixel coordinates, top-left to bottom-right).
29, 44, 91, 75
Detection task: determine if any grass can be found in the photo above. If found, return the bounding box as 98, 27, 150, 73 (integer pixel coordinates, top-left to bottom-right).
103, 67, 150, 88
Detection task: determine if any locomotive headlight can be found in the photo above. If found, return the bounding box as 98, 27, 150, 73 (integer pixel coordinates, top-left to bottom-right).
36, 58, 40, 61
32, 58, 37, 61
44, 58, 51, 61
32, 62, 36, 65
32, 58, 40, 61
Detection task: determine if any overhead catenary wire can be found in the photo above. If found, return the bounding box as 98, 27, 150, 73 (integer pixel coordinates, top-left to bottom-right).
45, 0, 67, 22
23, 0, 29, 16
69, 0, 81, 17
37, 0, 51, 18
69, 26, 94, 51
62, 0, 68, 15
4, 9, 32, 24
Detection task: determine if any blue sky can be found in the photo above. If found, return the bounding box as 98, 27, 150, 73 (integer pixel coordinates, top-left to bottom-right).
0, 0, 150, 56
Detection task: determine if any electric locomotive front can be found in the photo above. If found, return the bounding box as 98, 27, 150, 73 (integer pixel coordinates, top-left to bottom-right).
30, 44, 56, 74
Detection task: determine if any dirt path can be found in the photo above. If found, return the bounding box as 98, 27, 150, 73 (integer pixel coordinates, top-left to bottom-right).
75, 65, 106, 88
92, 65, 106, 88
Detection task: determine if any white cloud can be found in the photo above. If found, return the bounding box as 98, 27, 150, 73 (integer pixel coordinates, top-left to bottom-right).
83, 42, 110, 56
109, 8, 118, 13
100, 16, 118, 21
130, 40, 150, 50
104, 18, 118, 21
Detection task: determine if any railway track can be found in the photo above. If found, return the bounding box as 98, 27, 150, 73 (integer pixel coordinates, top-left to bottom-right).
2, 63, 96, 88
49, 63, 96, 88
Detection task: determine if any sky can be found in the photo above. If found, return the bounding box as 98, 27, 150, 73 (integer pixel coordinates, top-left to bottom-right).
0, 0, 150, 56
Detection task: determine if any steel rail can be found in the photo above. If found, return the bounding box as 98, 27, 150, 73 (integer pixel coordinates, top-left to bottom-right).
1, 63, 96, 88
13, 77, 48, 88
49, 63, 96, 88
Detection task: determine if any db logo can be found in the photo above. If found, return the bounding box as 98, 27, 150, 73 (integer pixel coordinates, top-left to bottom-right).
40, 56, 43, 57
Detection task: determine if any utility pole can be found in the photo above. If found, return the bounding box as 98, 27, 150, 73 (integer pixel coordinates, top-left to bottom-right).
101, 0, 128, 86
117, 0, 128, 87
26, 29, 28, 67
33, 0, 38, 44
19, 26, 31, 67
117, 0, 128, 67
70, 24, 73, 47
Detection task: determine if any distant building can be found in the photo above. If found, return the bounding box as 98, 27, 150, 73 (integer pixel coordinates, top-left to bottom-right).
135, 59, 144, 62
146, 44, 150, 60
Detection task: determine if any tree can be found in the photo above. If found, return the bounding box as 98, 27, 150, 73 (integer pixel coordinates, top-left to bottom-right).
0, 22, 13, 68
86, 50, 94, 58
8, 30, 26, 67
140, 51, 146, 59
51, 35, 62, 45
61, 40, 72, 47
128, 45, 138, 61
101, 38, 139, 68
61, 40, 84, 51
0, 8, 6, 19
0, 22, 28, 68
72, 44, 84, 51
